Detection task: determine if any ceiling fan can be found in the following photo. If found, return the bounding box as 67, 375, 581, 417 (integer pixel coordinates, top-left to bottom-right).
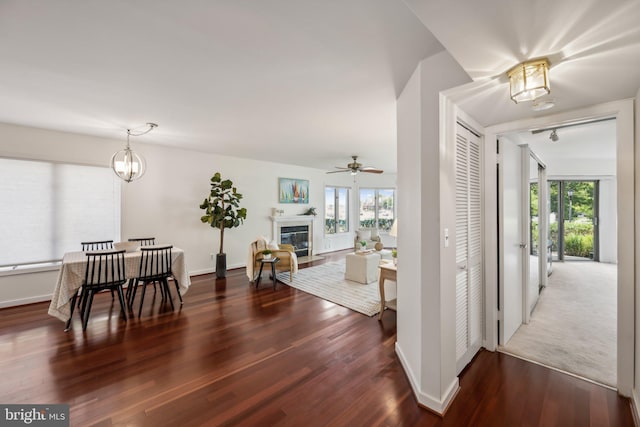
326, 155, 383, 175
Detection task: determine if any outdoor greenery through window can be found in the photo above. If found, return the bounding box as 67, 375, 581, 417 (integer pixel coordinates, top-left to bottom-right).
324, 187, 349, 234
359, 188, 395, 231
0, 157, 121, 269
531, 180, 596, 260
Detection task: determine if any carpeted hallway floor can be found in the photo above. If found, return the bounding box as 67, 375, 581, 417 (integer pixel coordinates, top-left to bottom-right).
501, 260, 617, 387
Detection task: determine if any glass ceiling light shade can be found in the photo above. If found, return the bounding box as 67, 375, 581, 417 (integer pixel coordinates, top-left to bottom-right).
507, 58, 550, 104
110, 123, 157, 183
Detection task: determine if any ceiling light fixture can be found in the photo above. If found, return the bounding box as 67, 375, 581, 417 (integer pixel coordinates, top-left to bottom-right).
507, 58, 550, 104
549, 129, 559, 142
111, 122, 157, 182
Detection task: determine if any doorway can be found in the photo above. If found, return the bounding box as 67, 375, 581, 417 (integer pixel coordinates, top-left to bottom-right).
497, 118, 618, 388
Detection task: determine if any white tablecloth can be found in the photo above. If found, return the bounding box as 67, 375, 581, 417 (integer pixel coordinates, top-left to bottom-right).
48, 247, 191, 322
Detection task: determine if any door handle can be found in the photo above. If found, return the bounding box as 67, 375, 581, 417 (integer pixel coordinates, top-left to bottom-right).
519, 243, 528, 249
457, 264, 467, 271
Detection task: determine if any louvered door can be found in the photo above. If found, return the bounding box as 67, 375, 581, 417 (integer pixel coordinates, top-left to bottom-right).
455, 123, 483, 374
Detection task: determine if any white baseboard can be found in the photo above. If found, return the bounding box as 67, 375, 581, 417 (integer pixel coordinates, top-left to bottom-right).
395, 342, 460, 415
0, 294, 52, 309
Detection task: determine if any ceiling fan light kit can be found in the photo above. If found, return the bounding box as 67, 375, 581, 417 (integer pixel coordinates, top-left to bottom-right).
507, 58, 550, 104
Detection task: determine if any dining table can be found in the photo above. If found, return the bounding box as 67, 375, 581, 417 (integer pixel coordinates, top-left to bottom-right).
48, 246, 191, 322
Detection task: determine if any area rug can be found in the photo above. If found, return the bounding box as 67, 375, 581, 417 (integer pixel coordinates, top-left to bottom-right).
501, 261, 616, 387
277, 261, 382, 317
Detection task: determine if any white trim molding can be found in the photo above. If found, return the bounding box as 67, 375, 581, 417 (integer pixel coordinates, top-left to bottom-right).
395, 342, 460, 415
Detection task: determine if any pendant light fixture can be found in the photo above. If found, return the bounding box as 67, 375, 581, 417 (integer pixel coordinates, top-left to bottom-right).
111, 122, 157, 182
507, 58, 550, 103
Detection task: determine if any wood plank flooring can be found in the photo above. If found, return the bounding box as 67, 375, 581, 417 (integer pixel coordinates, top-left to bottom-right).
0, 250, 633, 426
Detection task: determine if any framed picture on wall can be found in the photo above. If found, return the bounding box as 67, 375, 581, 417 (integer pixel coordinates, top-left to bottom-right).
279, 178, 309, 204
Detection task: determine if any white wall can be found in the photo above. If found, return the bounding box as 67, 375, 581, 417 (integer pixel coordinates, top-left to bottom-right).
0, 122, 396, 307
598, 178, 617, 263
395, 51, 471, 414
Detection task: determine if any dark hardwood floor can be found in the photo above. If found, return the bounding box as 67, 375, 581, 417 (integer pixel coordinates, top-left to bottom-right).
0, 250, 634, 426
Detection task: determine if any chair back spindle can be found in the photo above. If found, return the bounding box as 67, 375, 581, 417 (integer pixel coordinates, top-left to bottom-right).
128, 237, 156, 247
81, 240, 114, 251
84, 250, 127, 288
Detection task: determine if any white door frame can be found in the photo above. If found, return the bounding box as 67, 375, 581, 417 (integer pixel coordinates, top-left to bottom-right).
481, 99, 634, 395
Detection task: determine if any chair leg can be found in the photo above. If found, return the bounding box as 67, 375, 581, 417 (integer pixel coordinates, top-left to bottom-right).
138, 281, 148, 317
82, 290, 95, 331
116, 286, 128, 321
163, 278, 175, 311
128, 279, 139, 309
125, 278, 135, 305
173, 278, 183, 304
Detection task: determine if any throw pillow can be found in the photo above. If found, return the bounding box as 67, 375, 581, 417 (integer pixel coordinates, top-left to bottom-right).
370, 228, 379, 239
268, 240, 280, 250
357, 229, 371, 240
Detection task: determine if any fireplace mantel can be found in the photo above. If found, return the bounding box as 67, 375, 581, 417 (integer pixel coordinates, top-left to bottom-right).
270, 216, 315, 255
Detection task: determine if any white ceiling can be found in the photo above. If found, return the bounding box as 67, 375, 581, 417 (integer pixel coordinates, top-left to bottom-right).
508, 118, 617, 164
1, 1, 639, 173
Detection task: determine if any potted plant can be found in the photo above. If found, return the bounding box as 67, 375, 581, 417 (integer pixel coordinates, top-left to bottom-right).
262, 249, 272, 260
200, 172, 247, 278
391, 248, 397, 265
359, 240, 367, 251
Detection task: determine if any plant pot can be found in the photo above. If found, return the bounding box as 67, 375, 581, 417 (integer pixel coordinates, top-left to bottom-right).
216, 253, 227, 278
263, 254, 271, 260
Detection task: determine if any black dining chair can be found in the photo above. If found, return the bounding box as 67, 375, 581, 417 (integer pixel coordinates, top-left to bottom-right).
128, 245, 176, 317
81, 240, 114, 251
66, 249, 128, 331
78, 240, 116, 306
128, 237, 156, 246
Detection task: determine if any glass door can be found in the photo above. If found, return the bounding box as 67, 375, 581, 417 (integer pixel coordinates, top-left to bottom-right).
562, 181, 597, 261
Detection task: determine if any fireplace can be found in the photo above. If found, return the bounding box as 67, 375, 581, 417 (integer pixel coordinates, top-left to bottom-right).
280, 225, 309, 257
271, 215, 314, 258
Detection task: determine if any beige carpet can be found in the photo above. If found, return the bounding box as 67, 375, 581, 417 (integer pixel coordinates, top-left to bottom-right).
502, 261, 617, 387
276, 261, 389, 317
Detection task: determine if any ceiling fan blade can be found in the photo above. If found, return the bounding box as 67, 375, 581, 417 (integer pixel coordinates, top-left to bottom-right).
359, 167, 384, 174
326, 169, 350, 174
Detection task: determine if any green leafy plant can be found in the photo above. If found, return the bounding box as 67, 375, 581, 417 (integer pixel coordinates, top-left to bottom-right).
391, 249, 397, 258
199, 172, 247, 255
261, 249, 272, 255
359, 240, 367, 248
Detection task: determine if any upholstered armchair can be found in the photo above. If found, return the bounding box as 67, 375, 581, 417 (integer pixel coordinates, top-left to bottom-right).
247, 238, 298, 282
353, 228, 381, 251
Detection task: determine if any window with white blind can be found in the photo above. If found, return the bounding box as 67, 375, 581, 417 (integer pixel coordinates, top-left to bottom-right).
0, 158, 121, 269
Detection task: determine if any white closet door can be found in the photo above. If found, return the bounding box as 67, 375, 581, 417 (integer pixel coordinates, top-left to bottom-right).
455, 123, 483, 374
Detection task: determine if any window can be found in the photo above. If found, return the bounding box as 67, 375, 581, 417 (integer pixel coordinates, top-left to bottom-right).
359, 188, 395, 231
0, 158, 121, 269
325, 186, 349, 234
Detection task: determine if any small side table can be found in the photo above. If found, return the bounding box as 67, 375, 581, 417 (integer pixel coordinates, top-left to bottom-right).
378, 262, 397, 320
256, 257, 280, 290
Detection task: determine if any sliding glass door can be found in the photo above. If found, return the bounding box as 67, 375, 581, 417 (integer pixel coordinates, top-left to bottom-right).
549, 180, 599, 261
